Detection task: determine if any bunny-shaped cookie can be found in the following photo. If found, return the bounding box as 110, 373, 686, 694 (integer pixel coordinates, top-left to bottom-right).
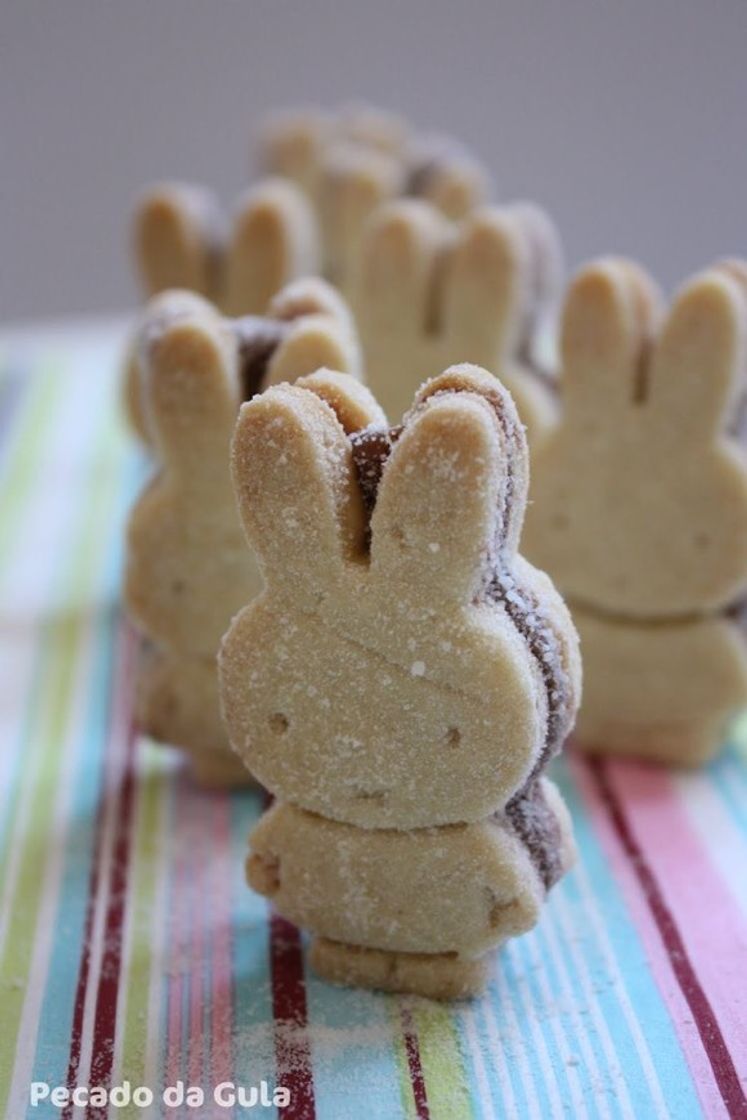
260, 105, 490, 297
523, 258, 747, 617
246, 781, 575, 1000
220, 363, 581, 826
125, 278, 361, 785
353, 200, 561, 430
125, 178, 319, 441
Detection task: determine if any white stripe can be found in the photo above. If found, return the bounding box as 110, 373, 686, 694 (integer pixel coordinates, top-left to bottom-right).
532, 898, 615, 1120
483, 952, 544, 1120
674, 771, 747, 920
458, 1002, 498, 1120
516, 927, 590, 1120
505, 934, 568, 1120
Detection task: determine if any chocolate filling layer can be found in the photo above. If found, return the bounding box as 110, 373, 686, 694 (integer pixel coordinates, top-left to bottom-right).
348, 401, 571, 888
232, 317, 290, 402
503, 779, 564, 891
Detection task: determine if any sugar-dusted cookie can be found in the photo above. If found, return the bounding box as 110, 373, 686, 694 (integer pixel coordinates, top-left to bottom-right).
571, 604, 747, 765
133, 178, 317, 312
354, 200, 562, 429
127, 178, 319, 443
523, 258, 747, 617
125, 278, 363, 785
259, 105, 490, 297
220, 363, 581, 826
258, 104, 407, 193
247, 777, 575, 998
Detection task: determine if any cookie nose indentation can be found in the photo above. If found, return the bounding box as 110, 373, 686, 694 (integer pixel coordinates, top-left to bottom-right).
269, 712, 289, 735
445, 727, 461, 748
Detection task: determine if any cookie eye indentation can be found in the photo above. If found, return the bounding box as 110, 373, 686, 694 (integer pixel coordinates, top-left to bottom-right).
445, 727, 461, 748
693, 531, 710, 551
171, 578, 186, 594
247, 852, 280, 895
269, 712, 289, 735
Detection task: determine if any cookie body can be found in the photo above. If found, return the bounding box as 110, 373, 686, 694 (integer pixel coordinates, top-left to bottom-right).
247, 780, 575, 956
135, 643, 250, 786
354, 200, 561, 429
125, 280, 364, 784
572, 604, 747, 765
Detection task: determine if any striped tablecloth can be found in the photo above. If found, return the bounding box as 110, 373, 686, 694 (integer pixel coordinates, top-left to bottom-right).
0, 318, 745, 1120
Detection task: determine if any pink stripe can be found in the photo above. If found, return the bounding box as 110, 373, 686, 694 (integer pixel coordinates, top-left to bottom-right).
607, 759, 747, 1070
208, 794, 234, 1093
571, 754, 725, 1117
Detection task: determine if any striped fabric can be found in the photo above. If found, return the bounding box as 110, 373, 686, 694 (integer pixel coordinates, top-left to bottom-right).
0, 321, 745, 1120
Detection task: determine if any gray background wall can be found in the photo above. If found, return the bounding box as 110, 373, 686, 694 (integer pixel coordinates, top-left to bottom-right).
1, 0, 745, 321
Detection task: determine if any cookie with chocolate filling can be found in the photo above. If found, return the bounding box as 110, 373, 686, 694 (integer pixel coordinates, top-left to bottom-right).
354, 200, 562, 431
125, 279, 365, 786
125, 178, 319, 441
523, 257, 747, 764
246, 777, 575, 999
220, 363, 581, 827
259, 104, 489, 298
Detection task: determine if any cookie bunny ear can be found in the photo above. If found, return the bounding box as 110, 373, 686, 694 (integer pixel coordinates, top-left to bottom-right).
560, 257, 662, 419
141, 300, 237, 472
231, 383, 366, 594
125, 288, 218, 442
443, 206, 528, 354
133, 182, 223, 299
318, 144, 401, 285
258, 107, 329, 191
265, 278, 363, 386
356, 199, 451, 334
405, 135, 491, 221
221, 179, 319, 317
336, 102, 409, 156
371, 363, 525, 602
648, 261, 747, 441
295, 369, 386, 431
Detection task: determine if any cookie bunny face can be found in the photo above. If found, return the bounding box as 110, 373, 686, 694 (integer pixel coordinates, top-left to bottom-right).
132, 178, 318, 316
219, 364, 581, 829
354, 200, 561, 433
125, 279, 361, 657
523, 258, 747, 617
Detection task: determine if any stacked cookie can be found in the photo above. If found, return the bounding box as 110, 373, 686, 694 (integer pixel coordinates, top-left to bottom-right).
124, 179, 318, 441
260, 103, 490, 293
524, 258, 747, 764
124, 278, 361, 785
219, 364, 581, 997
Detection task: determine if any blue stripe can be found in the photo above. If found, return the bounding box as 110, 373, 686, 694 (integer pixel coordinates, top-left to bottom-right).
229, 788, 277, 1111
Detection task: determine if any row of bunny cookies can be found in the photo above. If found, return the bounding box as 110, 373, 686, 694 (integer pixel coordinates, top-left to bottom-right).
123, 101, 747, 770
124, 102, 560, 437
124, 281, 581, 998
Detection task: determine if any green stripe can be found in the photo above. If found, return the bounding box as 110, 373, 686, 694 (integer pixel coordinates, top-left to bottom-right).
0, 386, 128, 1112
413, 1002, 474, 1120
117, 743, 169, 1117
